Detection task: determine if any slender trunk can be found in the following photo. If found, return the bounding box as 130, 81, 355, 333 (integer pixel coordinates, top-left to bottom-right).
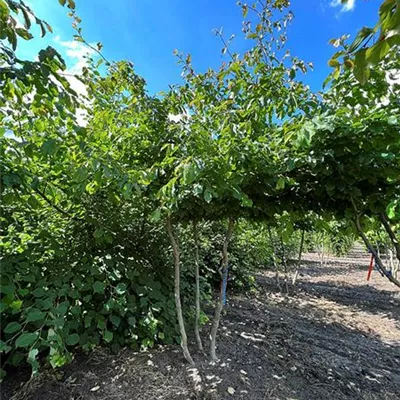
389, 247, 394, 270
320, 236, 325, 267
210, 218, 234, 361
380, 213, 400, 264
166, 218, 194, 365
280, 236, 289, 294
388, 245, 400, 279
376, 241, 381, 259
350, 204, 400, 289
385, 240, 389, 265
292, 228, 305, 286
393, 259, 399, 280
267, 226, 281, 290
192, 219, 203, 351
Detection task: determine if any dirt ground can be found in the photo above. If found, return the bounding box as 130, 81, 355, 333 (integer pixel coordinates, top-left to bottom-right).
2, 247, 400, 400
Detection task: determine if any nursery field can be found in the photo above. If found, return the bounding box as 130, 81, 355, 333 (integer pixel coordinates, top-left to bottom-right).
3, 247, 400, 400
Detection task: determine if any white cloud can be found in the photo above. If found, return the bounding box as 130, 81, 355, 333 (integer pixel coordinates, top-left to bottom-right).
330, 0, 355, 12
54, 36, 96, 125
54, 36, 95, 94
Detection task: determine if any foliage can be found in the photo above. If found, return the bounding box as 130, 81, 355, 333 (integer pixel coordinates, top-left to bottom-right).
329, 0, 400, 84
1, 0, 400, 378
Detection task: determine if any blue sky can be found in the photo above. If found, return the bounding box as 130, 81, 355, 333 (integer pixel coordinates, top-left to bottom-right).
21, 0, 380, 94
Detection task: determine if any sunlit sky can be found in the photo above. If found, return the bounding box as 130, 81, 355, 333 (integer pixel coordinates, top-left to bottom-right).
21, 0, 380, 94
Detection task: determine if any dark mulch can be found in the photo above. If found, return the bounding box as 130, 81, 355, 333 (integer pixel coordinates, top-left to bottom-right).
2, 247, 400, 400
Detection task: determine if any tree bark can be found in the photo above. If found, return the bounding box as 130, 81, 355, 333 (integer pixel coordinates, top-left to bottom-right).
280, 236, 289, 294
380, 213, 400, 264
351, 208, 400, 289
192, 219, 203, 351
292, 228, 305, 286
166, 218, 194, 365
267, 226, 281, 290
210, 218, 234, 361
320, 235, 325, 267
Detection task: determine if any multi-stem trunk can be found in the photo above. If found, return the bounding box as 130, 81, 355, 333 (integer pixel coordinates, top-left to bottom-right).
166, 218, 194, 365
292, 228, 305, 286
380, 213, 400, 264
192, 219, 203, 351
267, 226, 280, 290
209, 218, 234, 361
350, 202, 400, 288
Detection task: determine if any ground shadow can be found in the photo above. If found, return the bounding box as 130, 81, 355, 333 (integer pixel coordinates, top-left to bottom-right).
3, 248, 400, 400
3, 285, 400, 400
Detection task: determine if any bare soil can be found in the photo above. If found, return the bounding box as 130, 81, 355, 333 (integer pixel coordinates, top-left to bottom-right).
2, 247, 400, 400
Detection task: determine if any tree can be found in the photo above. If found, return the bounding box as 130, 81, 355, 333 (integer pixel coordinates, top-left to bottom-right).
328, 0, 400, 84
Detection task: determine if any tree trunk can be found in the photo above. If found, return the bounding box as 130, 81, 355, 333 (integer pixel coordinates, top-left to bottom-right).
376, 240, 381, 259
393, 258, 399, 280
320, 236, 325, 267
267, 226, 281, 290
210, 218, 234, 361
380, 213, 400, 264
280, 236, 289, 294
292, 228, 305, 286
389, 247, 394, 270
166, 218, 194, 365
192, 219, 203, 351
352, 211, 400, 289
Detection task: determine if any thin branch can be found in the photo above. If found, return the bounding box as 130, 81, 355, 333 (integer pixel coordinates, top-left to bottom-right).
33, 187, 71, 218
351, 198, 400, 288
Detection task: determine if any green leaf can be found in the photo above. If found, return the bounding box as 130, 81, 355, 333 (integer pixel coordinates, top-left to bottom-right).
73, 166, 87, 183
27, 348, 39, 363
1, 284, 16, 295
150, 209, 161, 222
9, 300, 23, 311
41, 139, 57, 156
387, 201, 398, 219
15, 332, 39, 348
67, 0, 76, 9
353, 49, 370, 84
70, 305, 81, 315
103, 330, 113, 343
366, 39, 391, 65
26, 309, 46, 323
0, 368, 6, 381
109, 315, 121, 327
0, 340, 12, 353
204, 188, 212, 203
4, 322, 22, 334
66, 333, 79, 346
27, 348, 39, 375
328, 58, 340, 68
15, 28, 33, 40
276, 178, 285, 190
115, 283, 127, 295
47, 328, 58, 341
182, 163, 197, 184
54, 301, 69, 316
33, 287, 46, 297
348, 26, 374, 53
28, 196, 41, 209
93, 281, 105, 294
241, 195, 253, 208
